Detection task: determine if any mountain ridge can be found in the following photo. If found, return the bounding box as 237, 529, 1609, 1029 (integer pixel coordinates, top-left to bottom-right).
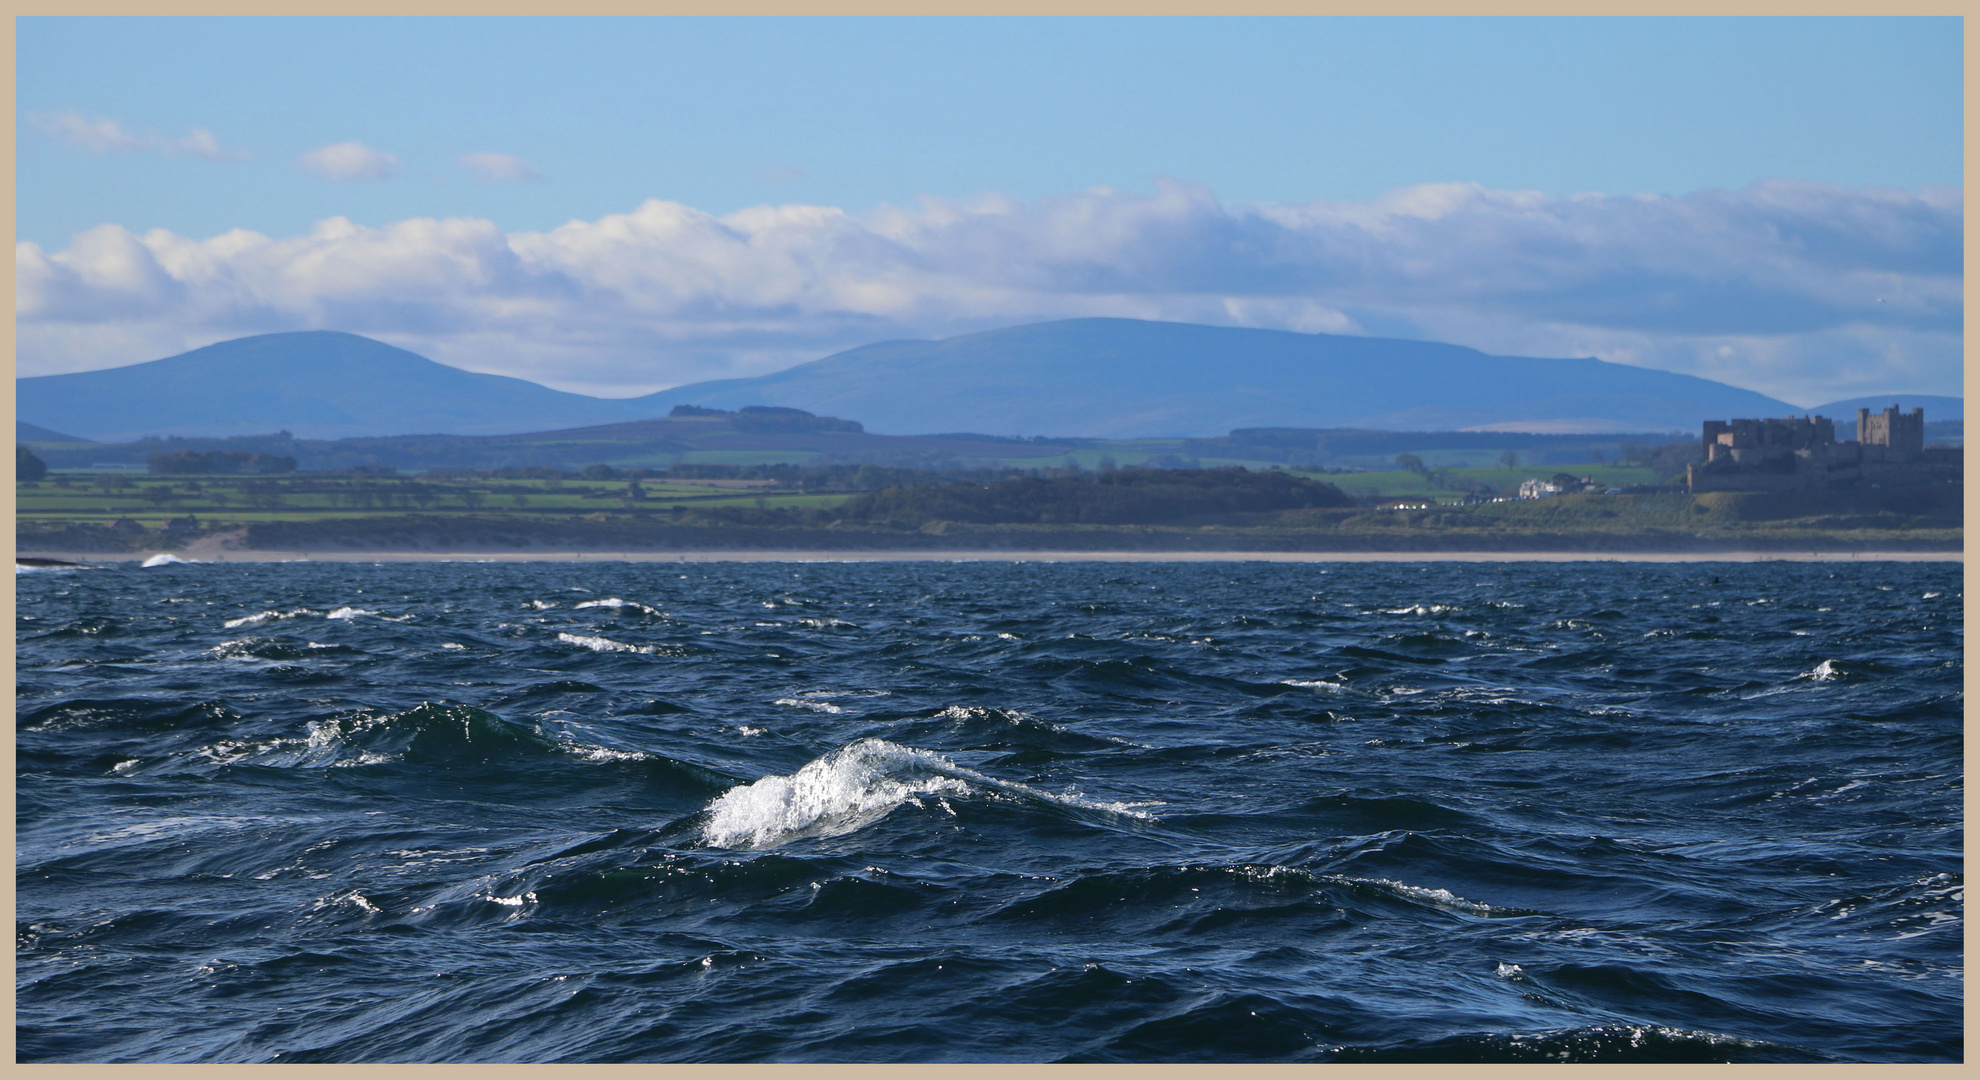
16, 319, 1886, 442
15, 331, 652, 442
624, 318, 1802, 437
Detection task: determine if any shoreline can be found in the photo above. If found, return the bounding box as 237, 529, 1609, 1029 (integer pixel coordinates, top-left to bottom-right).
17, 548, 1964, 564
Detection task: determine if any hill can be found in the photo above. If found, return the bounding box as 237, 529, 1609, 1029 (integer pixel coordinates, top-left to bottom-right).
15, 421, 88, 444
20, 321, 1807, 444
630, 318, 1801, 437
14, 331, 655, 442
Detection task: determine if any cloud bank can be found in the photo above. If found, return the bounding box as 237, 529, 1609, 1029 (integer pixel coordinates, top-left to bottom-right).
15, 180, 1962, 405
298, 141, 399, 181
31, 109, 247, 160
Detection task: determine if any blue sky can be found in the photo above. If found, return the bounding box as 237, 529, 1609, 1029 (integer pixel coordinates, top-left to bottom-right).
16, 16, 1965, 405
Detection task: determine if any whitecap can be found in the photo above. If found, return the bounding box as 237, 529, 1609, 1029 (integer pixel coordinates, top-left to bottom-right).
774, 697, 846, 714
1281, 678, 1345, 692
575, 597, 663, 615
700, 737, 1155, 850
556, 631, 659, 655
567, 745, 650, 763
1803, 659, 1842, 681
326, 606, 378, 620
1323, 873, 1509, 916
224, 608, 314, 629
140, 553, 188, 567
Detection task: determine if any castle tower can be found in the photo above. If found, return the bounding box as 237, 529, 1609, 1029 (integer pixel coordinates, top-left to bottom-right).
1858, 405, 1925, 459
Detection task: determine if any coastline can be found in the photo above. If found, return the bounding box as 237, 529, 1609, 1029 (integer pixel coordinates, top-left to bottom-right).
18, 548, 1963, 564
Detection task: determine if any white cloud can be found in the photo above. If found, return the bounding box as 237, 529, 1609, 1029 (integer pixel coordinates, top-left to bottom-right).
298, 141, 399, 181
458, 152, 541, 182
14, 180, 1963, 404
30, 109, 247, 160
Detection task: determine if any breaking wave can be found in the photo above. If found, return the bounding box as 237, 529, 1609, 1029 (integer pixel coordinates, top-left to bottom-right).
700, 737, 1155, 849
574, 598, 663, 615
557, 632, 660, 655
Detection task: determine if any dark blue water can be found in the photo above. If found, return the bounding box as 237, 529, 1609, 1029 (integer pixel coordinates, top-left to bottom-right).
16, 558, 1963, 1062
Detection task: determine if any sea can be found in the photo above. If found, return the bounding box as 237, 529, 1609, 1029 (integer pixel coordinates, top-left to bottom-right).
15, 557, 1964, 1063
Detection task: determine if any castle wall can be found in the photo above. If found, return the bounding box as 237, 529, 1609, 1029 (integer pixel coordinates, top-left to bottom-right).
1688, 407, 1950, 493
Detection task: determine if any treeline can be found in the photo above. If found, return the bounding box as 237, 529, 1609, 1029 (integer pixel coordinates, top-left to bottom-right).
834, 468, 1351, 526
667, 404, 864, 433
147, 449, 298, 475
1203, 428, 1697, 470
664, 468, 1355, 528
426, 461, 1102, 492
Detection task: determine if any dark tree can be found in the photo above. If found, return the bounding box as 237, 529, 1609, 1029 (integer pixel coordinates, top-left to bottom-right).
17, 445, 47, 482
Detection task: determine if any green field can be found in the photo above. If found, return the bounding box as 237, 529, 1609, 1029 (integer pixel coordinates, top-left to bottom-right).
19, 461, 1959, 556
1310, 464, 1664, 501
14, 461, 1670, 533
14, 472, 859, 533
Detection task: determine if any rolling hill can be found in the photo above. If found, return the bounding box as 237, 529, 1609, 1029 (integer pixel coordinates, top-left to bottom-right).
15, 331, 654, 442
630, 319, 1800, 437
19, 319, 1818, 442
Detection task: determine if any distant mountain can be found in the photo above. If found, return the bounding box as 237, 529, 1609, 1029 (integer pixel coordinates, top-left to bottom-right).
16, 421, 90, 444
20, 320, 1807, 442
15, 332, 655, 442
1808, 395, 1962, 423
631, 319, 1799, 437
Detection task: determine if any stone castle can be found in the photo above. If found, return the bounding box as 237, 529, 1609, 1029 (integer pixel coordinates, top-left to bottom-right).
1688, 404, 1957, 492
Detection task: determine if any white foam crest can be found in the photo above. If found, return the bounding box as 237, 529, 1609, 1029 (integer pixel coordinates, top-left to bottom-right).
527, 599, 558, 610
700, 737, 1155, 850
1281, 678, 1345, 692
1383, 603, 1457, 615
326, 606, 378, 620
1318, 872, 1509, 916
797, 616, 858, 629
186, 724, 388, 769
774, 697, 846, 713
293, 717, 398, 767
208, 638, 266, 659
1803, 659, 1842, 681
575, 597, 663, 615
141, 553, 190, 567
557, 631, 659, 655
566, 744, 651, 763
224, 608, 315, 629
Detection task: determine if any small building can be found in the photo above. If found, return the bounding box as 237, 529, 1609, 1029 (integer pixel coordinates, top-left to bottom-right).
1518, 475, 1598, 499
